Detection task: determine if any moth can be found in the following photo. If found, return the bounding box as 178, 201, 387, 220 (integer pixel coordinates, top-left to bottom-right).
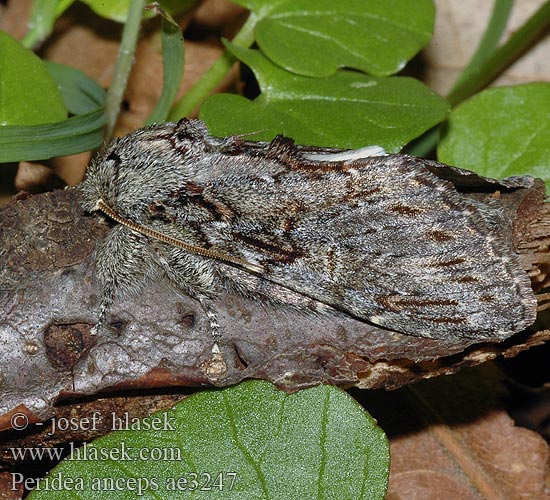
80, 118, 537, 345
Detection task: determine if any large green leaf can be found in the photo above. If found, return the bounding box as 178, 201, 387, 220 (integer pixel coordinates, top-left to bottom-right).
0, 62, 106, 163
252, 0, 435, 77
201, 46, 449, 151
0, 31, 67, 126
28, 382, 389, 499
437, 83, 550, 184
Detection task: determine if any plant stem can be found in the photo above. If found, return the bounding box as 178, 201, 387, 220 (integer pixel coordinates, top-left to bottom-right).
407, 0, 550, 157
103, 0, 146, 140
167, 12, 259, 121
451, 0, 513, 92
447, 0, 550, 106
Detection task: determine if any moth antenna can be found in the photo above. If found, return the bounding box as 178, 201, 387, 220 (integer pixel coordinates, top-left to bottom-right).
95, 200, 264, 274
219, 129, 267, 151
229, 129, 266, 141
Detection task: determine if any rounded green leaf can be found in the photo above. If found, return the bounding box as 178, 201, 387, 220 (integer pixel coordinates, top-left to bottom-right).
28, 382, 389, 499
254, 0, 435, 77
438, 83, 550, 183
201, 47, 449, 152
0, 31, 67, 126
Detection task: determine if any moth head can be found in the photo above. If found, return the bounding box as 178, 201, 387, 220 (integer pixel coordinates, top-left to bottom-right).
80, 121, 213, 220
80, 139, 123, 215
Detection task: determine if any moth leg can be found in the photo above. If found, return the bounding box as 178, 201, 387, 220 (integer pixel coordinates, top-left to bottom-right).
91, 292, 114, 335
152, 246, 223, 347
198, 294, 222, 349
92, 225, 155, 334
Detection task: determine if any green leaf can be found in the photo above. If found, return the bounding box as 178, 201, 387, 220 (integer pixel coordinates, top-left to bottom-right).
437, 83, 550, 184
0, 31, 67, 126
145, 10, 185, 125
201, 46, 449, 151
0, 61, 106, 163
21, 0, 76, 48
28, 382, 389, 499
45, 61, 107, 115
251, 0, 434, 77
80, 0, 197, 23
0, 111, 106, 163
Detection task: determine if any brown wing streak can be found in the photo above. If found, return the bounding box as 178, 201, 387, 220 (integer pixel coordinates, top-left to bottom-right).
231, 231, 305, 264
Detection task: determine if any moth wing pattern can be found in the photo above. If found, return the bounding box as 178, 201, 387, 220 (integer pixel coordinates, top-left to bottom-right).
81, 120, 537, 342
177, 150, 535, 340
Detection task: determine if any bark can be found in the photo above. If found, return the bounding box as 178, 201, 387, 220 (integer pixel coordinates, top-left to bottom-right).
0, 182, 549, 435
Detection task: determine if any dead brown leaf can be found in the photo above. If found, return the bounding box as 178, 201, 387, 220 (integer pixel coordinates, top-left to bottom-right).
361, 364, 550, 500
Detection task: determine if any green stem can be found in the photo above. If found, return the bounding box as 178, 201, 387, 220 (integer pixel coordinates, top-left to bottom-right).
167, 12, 259, 121
451, 0, 513, 92
103, 0, 147, 141
407, 0, 550, 157
447, 0, 550, 106
404, 128, 440, 158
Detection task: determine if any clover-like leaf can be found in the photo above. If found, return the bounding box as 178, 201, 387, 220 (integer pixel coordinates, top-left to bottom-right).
437, 83, 550, 184
201, 46, 449, 151
28, 381, 389, 499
